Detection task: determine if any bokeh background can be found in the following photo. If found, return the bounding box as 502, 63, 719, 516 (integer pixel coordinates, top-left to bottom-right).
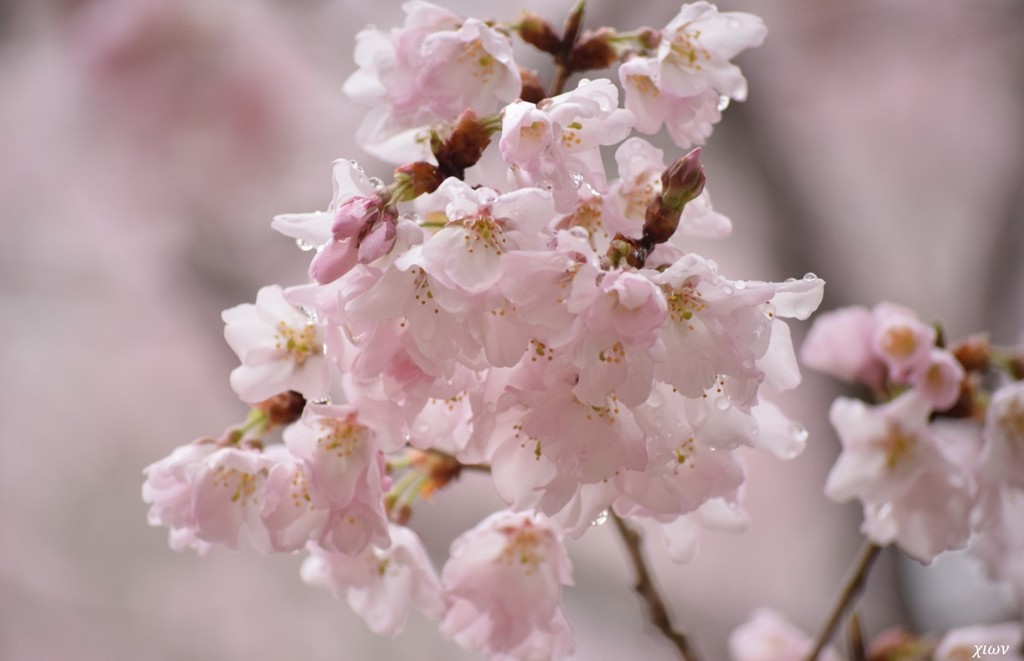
2, 0, 1023, 659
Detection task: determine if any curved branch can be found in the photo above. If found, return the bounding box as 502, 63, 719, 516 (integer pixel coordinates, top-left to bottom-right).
610, 512, 703, 661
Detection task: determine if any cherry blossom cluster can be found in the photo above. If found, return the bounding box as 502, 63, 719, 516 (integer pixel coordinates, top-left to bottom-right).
143, 2, 827, 658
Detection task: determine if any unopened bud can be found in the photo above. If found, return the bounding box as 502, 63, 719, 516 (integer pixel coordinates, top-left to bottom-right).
433, 110, 495, 179
517, 12, 561, 54
951, 335, 991, 372
255, 390, 307, 428
636, 27, 661, 51
519, 67, 547, 104
661, 147, 706, 212
569, 29, 618, 71
394, 161, 444, 198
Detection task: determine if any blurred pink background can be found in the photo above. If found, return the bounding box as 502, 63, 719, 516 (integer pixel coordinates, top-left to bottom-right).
2, 0, 1023, 659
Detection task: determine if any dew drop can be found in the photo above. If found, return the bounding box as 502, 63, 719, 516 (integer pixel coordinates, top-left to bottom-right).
784, 277, 796, 283
715, 397, 731, 411
295, 238, 316, 252
569, 226, 590, 239
368, 177, 385, 190
717, 95, 731, 112
538, 180, 554, 192
310, 397, 331, 405
722, 285, 734, 295
733, 279, 746, 290
803, 272, 818, 281
789, 421, 809, 443
591, 510, 609, 526
571, 172, 584, 188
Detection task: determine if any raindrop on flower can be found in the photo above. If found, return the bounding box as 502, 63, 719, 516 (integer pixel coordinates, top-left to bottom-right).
717, 95, 731, 112
538, 180, 554, 192
569, 226, 590, 239
571, 172, 584, 188
789, 421, 809, 443
310, 397, 331, 405
803, 272, 817, 281
368, 177, 385, 190
733, 280, 746, 290
715, 397, 731, 411
591, 510, 609, 526
295, 238, 316, 252
722, 285, 734, 295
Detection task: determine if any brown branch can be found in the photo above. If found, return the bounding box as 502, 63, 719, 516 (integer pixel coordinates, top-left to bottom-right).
610, 512, 703, 661
805, 541, 882, 661
549, 0, 586, 97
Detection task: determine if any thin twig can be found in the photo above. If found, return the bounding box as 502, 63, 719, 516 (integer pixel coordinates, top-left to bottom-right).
549, 0, 586, 97
610, 512, 703, 661
805, 541, 883, 661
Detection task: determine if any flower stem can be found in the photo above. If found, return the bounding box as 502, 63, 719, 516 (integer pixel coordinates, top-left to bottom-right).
610, 512, 703, 661
804, 541, 883, 661
549, 0, 586, 97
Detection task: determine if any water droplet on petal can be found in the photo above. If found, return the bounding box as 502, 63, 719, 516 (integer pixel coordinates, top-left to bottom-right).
295, 238, 316, 252
717, 95, 731, 111
310, 397, 331, 405
733, 279, 746, 290
722, 285, 734, 295
715, 397, 731, 411
591, 510, 609, 526
571, 172, 584, 188
790, 421, 809, 443
803, 272, 818, 281
368, 177, 385, 190
569, 226, 590, 239
538, 180, 554, 192
785, 277, 796, 283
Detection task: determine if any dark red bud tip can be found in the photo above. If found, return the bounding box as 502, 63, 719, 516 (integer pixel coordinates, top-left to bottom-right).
255, 390, 307, 428
517, 12, 561, 54
951, 335, 991, 372
433, 110, 495, 178
661, 147, 706, 212
395, 161, 444, 198
519, 67, 547, 104
568, 29, 618, 71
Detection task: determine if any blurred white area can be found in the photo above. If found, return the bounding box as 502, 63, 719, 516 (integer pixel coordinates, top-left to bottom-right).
1, 0, 1022, 659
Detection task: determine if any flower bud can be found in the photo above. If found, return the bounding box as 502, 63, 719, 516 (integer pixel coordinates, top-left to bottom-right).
432, 110, 495, 179
660, 147, 706, 212
519, 67, 547, 104
636, 27, 661, 51
569, 29, 618, 71
333, 195, 385, 240
394, 161, 444, 199
951, 334, 991, 372
516, 12, 561, 54
642, 195, 678, 245
255, 390, 306, 428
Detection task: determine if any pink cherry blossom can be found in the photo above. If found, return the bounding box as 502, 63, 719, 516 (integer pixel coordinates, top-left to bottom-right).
655, 2, 767, 101
870, 302, 936, 382
190, 446, 274, 551
909, 348, 965, 410
301, 525, 444, 636
729, 608, 840, 661
799, 304, 884, 388
619, 57, 723, 149
500, 78, 634, 211
344, 2, 519, 161
222, 284, 330, 403
439, 510, 574, 660
825, 393, 976, 562
142, 441, 219, 554
978, 380, 1024, 490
